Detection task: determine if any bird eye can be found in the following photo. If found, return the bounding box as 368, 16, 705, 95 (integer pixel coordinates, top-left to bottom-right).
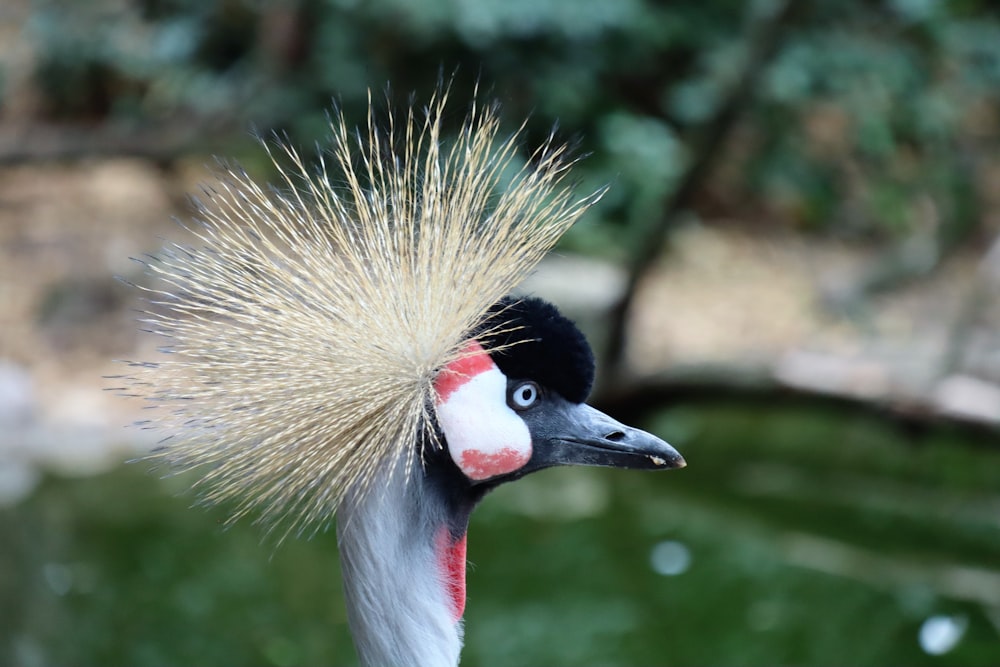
509, 382, 539, 410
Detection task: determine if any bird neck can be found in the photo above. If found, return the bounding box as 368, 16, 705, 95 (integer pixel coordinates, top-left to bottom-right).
336, 452, 479, 667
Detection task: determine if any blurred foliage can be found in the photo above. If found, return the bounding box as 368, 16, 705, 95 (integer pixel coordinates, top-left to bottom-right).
4, 401, 1000, 665
16, 0, 1000, 253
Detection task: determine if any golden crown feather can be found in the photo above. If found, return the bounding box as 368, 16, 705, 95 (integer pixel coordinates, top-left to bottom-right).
121, 89, 601, 536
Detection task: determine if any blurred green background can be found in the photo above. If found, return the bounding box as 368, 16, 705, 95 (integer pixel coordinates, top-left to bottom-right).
3, 0, 1000, 665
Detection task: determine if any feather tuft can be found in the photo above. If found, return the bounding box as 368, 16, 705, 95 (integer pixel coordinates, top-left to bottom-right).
124, 89, 601, 537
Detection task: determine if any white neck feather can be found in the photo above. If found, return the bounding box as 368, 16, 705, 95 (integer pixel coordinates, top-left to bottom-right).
337, 457, 465, 667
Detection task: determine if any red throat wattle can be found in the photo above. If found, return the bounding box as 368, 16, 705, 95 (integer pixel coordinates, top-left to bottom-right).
435, 527, 468, 622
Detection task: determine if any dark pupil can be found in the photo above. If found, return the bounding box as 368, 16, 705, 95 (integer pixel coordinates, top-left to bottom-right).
520, 387, 532, 401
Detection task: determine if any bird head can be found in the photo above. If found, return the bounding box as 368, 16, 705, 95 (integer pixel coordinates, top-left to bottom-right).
125, 90, 682, 539
433, 296, 684, 489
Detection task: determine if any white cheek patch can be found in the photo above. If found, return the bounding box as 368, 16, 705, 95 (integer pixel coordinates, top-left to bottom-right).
434, 341, 533, 481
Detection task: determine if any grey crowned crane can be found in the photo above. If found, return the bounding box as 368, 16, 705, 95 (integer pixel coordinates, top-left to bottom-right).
126, 91, 685, 666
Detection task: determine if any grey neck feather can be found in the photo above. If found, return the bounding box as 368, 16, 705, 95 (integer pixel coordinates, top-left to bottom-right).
337, 455, 464, 667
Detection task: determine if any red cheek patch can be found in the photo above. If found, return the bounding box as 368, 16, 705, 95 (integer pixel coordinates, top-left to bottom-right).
434, 338, 533, 481
434, 340, 495, 402
460, 447, 531, 481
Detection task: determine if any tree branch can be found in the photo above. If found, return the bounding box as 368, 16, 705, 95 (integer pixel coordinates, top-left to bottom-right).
0, 120, 244, 166
593, 365, 1000, 445
600, 0, 805, 386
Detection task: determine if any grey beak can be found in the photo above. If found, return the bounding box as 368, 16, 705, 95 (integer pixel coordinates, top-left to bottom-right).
523, 399, 685, 472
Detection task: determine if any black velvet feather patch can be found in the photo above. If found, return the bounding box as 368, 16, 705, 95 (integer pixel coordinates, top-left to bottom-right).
478, 296, 595, 404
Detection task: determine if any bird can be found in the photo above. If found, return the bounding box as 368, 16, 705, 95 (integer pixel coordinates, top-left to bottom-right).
124, 89, 685, 666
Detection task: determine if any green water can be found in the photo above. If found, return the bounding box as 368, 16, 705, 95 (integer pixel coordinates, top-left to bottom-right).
3, 402, 999, 665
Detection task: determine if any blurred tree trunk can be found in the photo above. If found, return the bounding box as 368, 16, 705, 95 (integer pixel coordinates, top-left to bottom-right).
600, 0, 805, 388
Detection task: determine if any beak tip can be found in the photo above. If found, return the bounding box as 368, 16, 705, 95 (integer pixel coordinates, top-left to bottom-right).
647, 450, 685, 469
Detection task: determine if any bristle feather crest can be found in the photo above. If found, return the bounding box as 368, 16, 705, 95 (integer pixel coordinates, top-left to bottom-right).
125, 90, 599, 538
